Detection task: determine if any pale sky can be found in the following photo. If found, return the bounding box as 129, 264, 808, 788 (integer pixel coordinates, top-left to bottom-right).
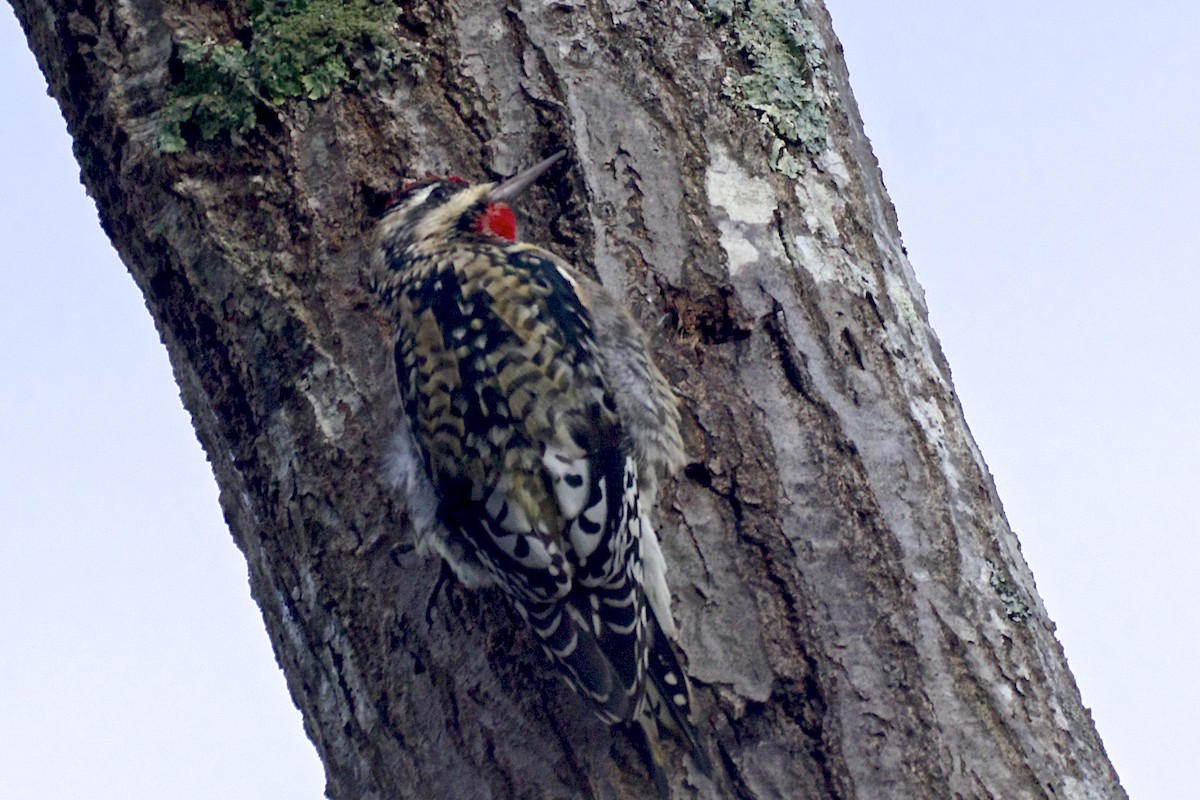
2, 3, 1195, 798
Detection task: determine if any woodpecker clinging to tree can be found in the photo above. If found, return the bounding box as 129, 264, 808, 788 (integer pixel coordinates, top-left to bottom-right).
374, 151, 708, 790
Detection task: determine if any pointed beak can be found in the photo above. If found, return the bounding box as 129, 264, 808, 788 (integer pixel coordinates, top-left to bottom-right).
488, 151, 566, 202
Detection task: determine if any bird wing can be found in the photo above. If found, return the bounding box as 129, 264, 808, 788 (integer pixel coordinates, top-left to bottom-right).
393, 243, 650, 721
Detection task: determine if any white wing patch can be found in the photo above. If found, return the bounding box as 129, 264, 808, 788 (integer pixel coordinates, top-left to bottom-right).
639, 510, 677, 640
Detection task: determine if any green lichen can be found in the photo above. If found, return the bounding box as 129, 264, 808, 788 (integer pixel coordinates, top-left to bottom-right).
158, 40, 260, 152
700, 0, 830, 174
988, 560, 1032, 623
159, 0, 423, 152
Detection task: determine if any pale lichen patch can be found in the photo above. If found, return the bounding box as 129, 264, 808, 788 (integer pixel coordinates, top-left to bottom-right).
793, 176, 841, 242
791, 233, 877, 293
882, 266, 950, 395
297, 359, 362, 442
705, 149, 777, 224
816, 146, 851, 188
704, 146, 786, 276
883, 268, 923, 335
717, 226, 764, 275
909, 395, 960, 492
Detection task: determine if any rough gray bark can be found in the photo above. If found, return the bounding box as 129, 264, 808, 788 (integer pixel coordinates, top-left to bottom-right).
11, 0, 1125, 798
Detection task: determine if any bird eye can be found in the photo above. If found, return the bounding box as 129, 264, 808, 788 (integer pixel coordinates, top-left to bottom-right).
428, 182, 457, 203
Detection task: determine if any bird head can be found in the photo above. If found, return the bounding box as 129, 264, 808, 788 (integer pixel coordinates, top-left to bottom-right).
382, 151, 565, 250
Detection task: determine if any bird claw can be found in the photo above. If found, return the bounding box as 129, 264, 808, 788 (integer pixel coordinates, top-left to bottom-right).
424, 559, 457, 627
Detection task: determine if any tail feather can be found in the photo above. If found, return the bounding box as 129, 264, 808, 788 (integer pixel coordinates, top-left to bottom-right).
628, 718, 672, 798
644, 613, 711, 775
517, 597, 635, 723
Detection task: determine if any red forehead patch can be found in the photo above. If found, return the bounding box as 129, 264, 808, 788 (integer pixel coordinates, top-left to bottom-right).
398, 174, 467, 194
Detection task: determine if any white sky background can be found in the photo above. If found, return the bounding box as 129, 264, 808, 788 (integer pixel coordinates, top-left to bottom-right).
1, 2, 1195, 798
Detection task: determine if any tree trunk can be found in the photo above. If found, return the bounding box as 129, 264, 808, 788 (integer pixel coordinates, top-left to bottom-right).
10, 0, 1125, 797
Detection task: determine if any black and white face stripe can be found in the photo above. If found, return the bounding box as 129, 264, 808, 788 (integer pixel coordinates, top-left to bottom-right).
381, 179, 494, 257
384, 180, 466, 230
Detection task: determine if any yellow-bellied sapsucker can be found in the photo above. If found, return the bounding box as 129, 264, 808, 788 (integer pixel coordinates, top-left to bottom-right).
374, 151, 708, 788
